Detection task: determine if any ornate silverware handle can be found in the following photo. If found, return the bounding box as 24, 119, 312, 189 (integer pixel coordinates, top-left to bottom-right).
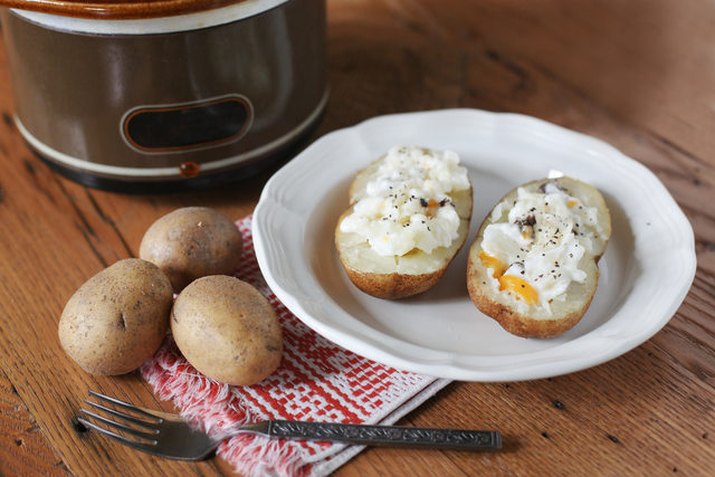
266, 420, 502, 451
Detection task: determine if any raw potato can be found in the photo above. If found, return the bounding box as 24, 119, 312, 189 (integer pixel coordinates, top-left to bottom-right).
58, 258, 173, 375
139, 207, 242, 291
171, 275, 283, 386
335, 158, 473, 299
466, 177, 611, 338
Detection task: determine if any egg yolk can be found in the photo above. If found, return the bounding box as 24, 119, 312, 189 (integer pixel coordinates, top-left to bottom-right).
567, 199, 578, 208
498, 275, 539, 305
479, 251, 506, 278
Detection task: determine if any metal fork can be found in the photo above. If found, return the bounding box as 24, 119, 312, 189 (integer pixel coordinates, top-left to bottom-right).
77, 391, 501, 460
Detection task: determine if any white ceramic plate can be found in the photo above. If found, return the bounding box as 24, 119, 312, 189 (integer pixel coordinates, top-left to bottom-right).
253, 109, 696, 381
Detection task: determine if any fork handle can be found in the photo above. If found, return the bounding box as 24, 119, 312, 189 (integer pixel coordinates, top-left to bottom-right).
264, 420, 501, 451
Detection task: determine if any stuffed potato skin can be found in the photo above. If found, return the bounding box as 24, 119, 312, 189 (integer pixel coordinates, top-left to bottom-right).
467, 177, 610, 337
336, 148, 473, 299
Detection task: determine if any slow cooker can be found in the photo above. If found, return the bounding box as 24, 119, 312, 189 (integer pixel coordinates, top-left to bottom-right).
0, 0, 327, 191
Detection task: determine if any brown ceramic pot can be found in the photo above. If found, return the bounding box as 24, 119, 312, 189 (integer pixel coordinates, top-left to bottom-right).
0, 0, 327, 191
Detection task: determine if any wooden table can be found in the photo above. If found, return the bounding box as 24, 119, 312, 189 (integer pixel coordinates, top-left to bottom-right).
1, 1, 713, 475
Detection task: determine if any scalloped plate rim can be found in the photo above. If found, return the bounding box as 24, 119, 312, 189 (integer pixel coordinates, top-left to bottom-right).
252, 108, 696, 381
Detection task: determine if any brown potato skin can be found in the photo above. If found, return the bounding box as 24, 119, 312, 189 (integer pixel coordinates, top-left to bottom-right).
342, 266, 447, 300
171, 275, 283, 386
139, 207, 242, 292
467, 261, 598, 338
58, 258, 173, 375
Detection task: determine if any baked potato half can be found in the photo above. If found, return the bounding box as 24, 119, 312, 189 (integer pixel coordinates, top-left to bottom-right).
467, 176, 611, 337
336, 147, 473, 299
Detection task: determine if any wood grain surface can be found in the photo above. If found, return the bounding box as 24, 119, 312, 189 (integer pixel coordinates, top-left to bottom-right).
0, 0, 713, 476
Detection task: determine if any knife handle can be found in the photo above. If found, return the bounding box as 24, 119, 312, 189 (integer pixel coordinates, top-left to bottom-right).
265, 420, 501, 451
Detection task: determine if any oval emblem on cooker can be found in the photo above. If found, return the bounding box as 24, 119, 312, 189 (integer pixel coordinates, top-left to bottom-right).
121, 94, 253, 154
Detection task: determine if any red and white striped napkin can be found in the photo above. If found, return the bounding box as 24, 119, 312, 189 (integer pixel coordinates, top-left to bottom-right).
141, 215, 450, 477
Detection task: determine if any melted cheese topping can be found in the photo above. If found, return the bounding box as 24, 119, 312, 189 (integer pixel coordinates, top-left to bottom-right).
340, 146, 470, 256
479, 250, 505, 279
498, 275, 539, 305
480, 181, 604, 313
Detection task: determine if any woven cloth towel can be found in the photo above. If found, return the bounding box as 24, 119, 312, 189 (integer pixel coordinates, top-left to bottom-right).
141, 215, 450, 477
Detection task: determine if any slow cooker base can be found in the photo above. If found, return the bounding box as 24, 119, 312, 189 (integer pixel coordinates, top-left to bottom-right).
28, 116, 322, 194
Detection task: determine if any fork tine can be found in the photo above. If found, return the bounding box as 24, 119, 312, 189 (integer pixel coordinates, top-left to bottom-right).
79, 409, 159, 442
83, 400, 158, 430
88, 391, 162, 422
77, 417, 158, 454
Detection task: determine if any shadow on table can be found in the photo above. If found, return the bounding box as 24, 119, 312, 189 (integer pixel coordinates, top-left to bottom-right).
324, 0, 679, 130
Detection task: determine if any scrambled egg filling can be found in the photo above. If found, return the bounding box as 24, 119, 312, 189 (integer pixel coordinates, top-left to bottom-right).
340, 146, 470, 256
480, 181, 604, 312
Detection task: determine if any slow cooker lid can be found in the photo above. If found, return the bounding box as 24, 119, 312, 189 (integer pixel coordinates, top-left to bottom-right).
0, 0, 285, 20
4, 0, 291, 35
